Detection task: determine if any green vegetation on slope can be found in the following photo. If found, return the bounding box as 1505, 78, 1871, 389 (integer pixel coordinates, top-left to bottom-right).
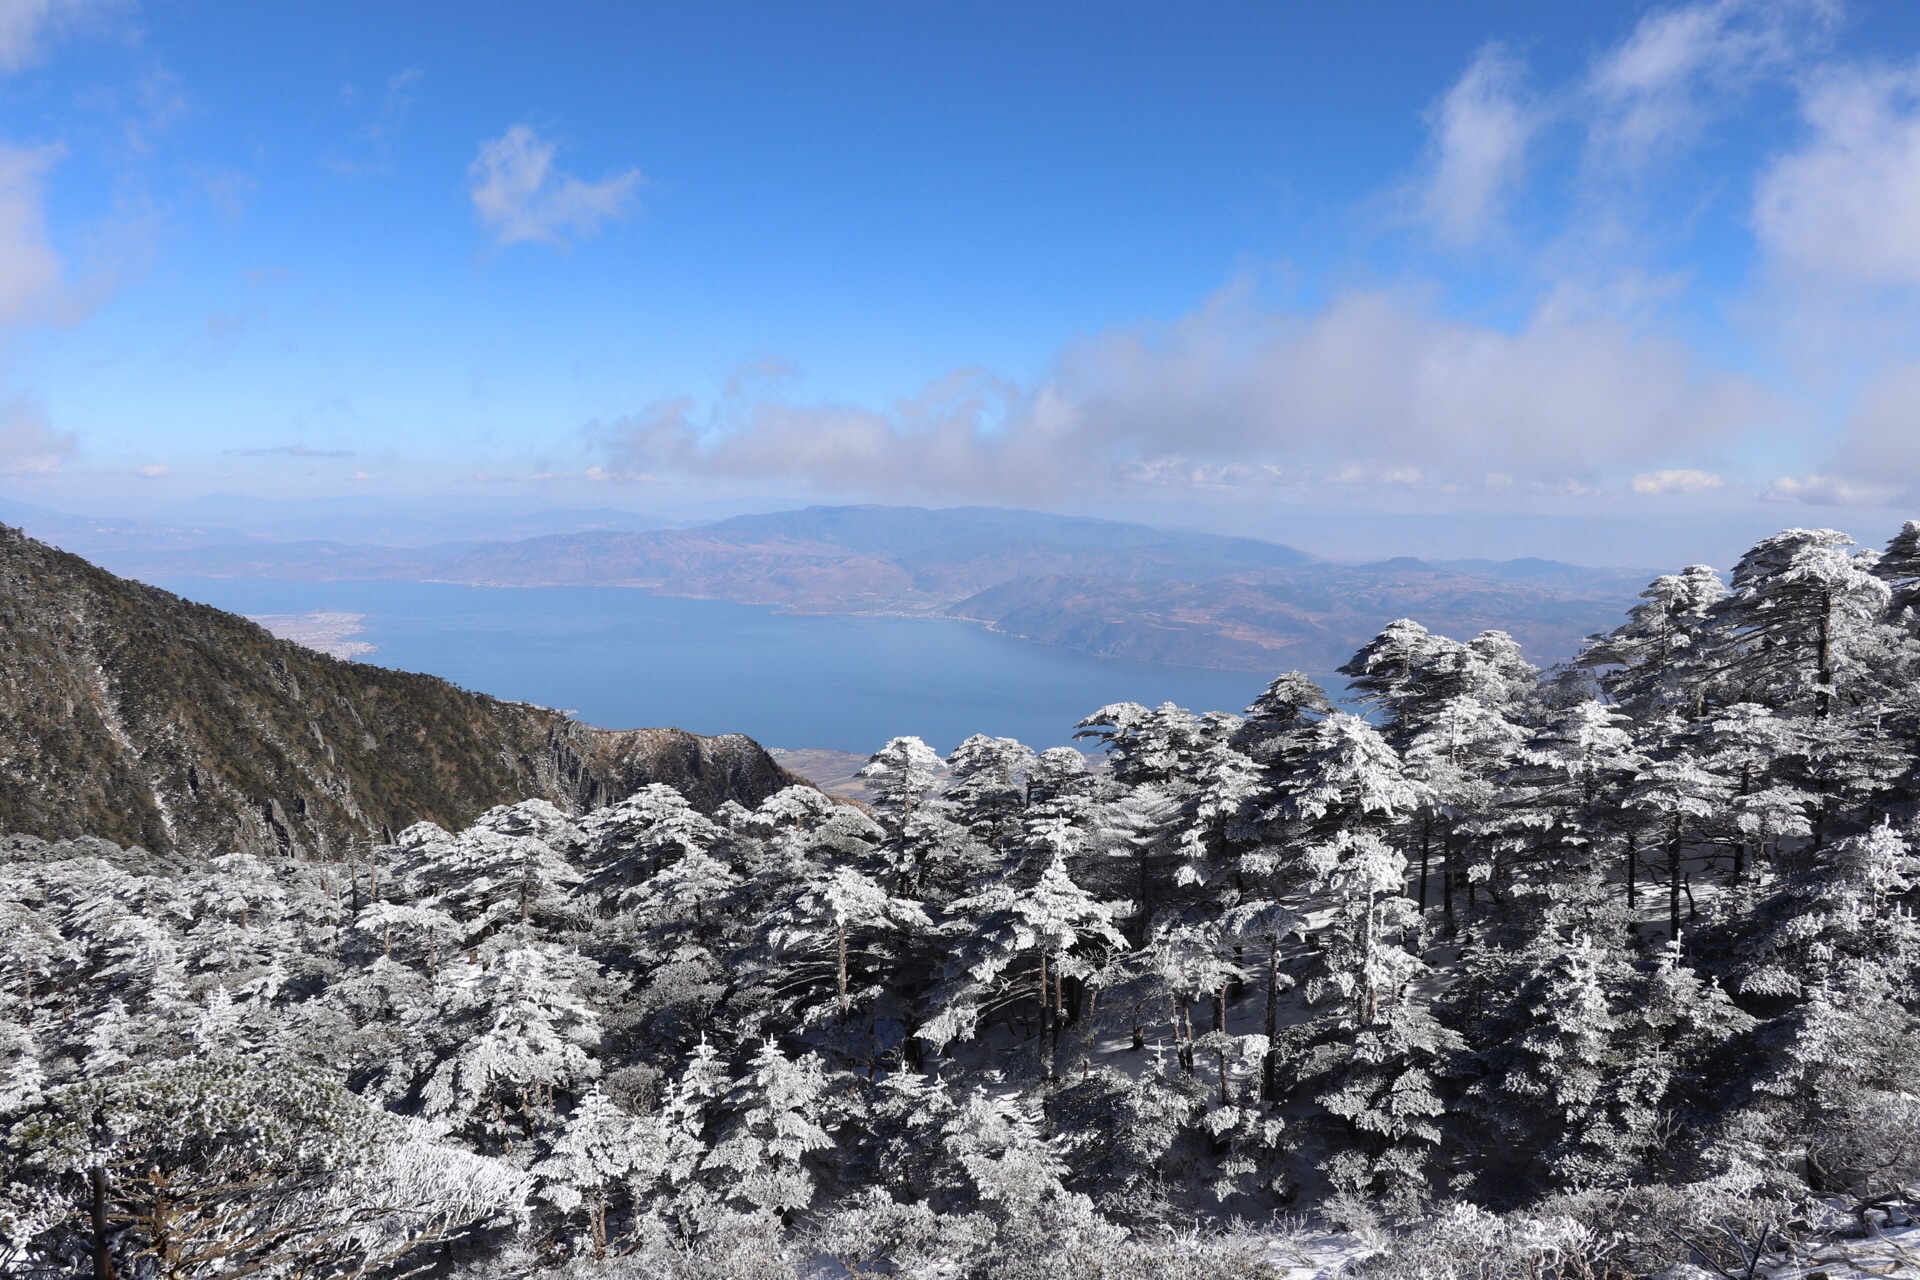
0, 524, 797, 854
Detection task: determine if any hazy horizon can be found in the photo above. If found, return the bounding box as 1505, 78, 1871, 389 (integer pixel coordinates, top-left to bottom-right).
3, 2, 1920, 567
11, 486, 1909, 575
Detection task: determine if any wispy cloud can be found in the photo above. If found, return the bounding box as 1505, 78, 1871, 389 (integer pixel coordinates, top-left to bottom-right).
362, 67, 421, 146
601, 280, 1767, 502
1763, 473, 1900, 506
1833, 361, 1920, 492
1632, 468, 1724, 494
1754, 61, 1920, 287
232, 444, 354, 458
0, 397, 74, 474
0, 143, 65, 328
1584, 0, 1838, 170
132, 462, 169, 477
327, 67, 423, 178
0, 0, 124, 74
1415, 44, 1539, 246
468, 125, 641, 249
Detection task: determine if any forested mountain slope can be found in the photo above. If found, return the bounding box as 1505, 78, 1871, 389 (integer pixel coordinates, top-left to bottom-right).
8, 502, 1647, 672
5, 522, 1920, 1278
0, 523, 797, 855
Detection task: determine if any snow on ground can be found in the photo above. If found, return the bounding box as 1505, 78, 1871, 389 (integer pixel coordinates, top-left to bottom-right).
1262, 1231, 1373, 1279
1765, 1223, 1920, 1280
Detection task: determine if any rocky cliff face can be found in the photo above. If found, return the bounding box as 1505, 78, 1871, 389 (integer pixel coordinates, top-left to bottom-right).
0, 524, 799, 855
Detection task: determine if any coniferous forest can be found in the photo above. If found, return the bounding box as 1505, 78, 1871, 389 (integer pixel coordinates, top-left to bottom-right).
7, 522, 1920, 1279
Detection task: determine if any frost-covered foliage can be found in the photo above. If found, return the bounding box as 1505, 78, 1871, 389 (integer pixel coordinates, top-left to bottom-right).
6, 523, 1920, 1275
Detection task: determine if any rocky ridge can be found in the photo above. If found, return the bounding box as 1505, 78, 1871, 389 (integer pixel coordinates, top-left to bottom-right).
0, 523, 798, 855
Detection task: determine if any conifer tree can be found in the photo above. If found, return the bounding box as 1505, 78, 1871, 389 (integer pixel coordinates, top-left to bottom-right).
536, 1084, 664, 1259
921, 855, 1128, 1079
703, 1040, 836, 1222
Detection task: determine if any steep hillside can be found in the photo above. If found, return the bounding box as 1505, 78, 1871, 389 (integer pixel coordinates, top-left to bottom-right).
0, 524, 797, 855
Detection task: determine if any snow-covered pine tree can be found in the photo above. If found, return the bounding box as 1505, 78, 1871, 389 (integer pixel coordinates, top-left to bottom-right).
535, 1083, 665, 1259
1625, 755, 1732, 942
1491, 699, 1641, 920
1338, 619, 1455, 746
1876, 518, 1920, 617
702, 1039, 837, 1222
859, 736, 943, 828
1579, 563, 1726, 720
763, 863, 931, 1044
404, 940, 611, 1148
921, 852, 1128, 1079
579, 784, 728, 914
944, 734, 1037, 852
1713, 528, 1896, 722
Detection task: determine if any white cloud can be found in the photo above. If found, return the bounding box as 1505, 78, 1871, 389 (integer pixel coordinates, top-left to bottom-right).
468, 125, 641, 249
0, 143, 63, 327
1416, 45, 1538, 245
1031, 283, 1763, 479
1753, 63, 1920, 286
603, 282, 1766, 502
0, 397, 74, 473
1835, 361, 1920, 484
1632, 467, 1724, 494
1585, 0, 1836, 168
1762, 473, 1899, 505
0, 0, 121, 74
132, 463, 168, 477
1330, 462, 1424, 487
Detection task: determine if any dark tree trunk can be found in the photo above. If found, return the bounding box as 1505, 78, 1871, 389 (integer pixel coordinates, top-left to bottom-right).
1668, 817, 1683, 943
90, 1166, 114, 1280
1418, 815, 1431, 913
1037, 951, 1051, 1078
1263, 934, 1280, 1105
1815, 590, 1833, 721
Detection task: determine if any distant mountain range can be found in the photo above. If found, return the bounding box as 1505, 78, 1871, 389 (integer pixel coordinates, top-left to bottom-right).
1, 496, 672, 550
2, 502, 1654, 673
0, 523, 797, 855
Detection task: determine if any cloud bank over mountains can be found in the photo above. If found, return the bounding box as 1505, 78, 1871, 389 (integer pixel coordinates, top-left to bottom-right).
605, 283, 1762, 504
590, 0, 1920, 512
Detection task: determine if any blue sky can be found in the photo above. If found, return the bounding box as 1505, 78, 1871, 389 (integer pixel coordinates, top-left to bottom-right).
4, 1, 1920, 562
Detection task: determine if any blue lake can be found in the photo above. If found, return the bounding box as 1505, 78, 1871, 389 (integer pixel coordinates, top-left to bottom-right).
154, 579, 1280, 754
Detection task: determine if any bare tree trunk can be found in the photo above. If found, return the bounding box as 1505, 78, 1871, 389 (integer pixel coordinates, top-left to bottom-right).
837, 925, 850, 1021
1668, 817, 1683, 943
1052, 968, 1067, 1063
1418, 816, 1431, 913
1733, 765, 1751, 880
1815, 590, 1833, 721
90, 1165, 114, 1280
1037, 951, 1051, 1078
1263, 934, 1280, 1105
1360, 892, 1378, 1026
